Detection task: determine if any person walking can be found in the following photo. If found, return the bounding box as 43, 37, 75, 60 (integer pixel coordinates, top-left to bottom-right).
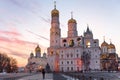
42, 69, 45, 79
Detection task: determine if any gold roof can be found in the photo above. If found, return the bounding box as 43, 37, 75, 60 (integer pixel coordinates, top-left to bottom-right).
101, 41, 108, 47
108, 43, 115, 49
68, 18, 76, 23
100, 54, 108, 59
51, 9, 59, 16
35, 45, 41, 52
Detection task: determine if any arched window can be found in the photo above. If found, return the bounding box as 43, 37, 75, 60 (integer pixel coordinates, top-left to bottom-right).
86, 41, 91, 48
63, 39, 67, 42
69, 39, 74, 47
50, 51, 53, 56
64, 44, 66, 47
77, 38, 81, 41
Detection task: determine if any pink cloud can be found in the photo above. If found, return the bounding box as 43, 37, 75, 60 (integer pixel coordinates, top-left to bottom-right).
0, 36, 11, 42
0, 29, 47, 67
0, 46, 28, 58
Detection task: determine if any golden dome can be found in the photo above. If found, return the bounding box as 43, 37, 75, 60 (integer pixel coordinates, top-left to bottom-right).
101, 41, 108, 47
35, 45, 41, 52
100, 54, 108, 59
108, 43, 115, 49
51, 9, 59, 16
68, 18, 76, 23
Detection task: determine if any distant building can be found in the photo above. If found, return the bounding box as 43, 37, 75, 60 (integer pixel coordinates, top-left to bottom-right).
100, 40, 118, 71
26, 45, 47, 72
118, 57, 120, 70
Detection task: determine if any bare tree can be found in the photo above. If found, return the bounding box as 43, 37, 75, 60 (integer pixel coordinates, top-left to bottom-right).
0, 53, 18, 73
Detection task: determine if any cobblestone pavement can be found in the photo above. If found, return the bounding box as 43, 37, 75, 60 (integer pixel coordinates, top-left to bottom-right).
0, 72, 120, 80
17, 73, 53, 80
53, 73, 67, 80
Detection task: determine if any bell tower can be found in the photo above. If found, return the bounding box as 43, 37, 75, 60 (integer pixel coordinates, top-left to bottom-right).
50, 1, 61, 47
67, 12, 78, 37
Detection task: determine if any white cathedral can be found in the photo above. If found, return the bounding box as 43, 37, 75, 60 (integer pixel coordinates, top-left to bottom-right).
47, 2, 118, 72
27, 2, 118, 72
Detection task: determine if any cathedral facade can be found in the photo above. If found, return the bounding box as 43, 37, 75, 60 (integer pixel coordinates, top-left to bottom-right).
47, 4, 102, 72
26, 45, 47, 72
26, 2, 118, 72
100, 41, 118, 71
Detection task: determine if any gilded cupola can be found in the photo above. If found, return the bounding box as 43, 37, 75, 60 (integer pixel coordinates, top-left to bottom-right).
108, 43, 115, 49
35, 45, 41, 53
51, 1, 59, 17
68, 12, 76, 23
101, 41, 109, 47
68, 18, 76, 23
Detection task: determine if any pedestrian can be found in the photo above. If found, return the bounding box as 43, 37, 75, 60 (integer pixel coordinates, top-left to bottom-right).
42, 69, 45, 79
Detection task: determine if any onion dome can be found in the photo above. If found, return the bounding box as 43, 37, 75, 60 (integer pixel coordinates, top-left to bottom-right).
68, 18, 76, 23
30, 52, 34, 56
68, 12, 76, 23
51, 1, 59, 16
51, 9, 59, 16
43, 52, 47, 58
101, 41, 108, 47
35, 45, 41, 52
108, 43, 115, 49
30, 52, 34, 58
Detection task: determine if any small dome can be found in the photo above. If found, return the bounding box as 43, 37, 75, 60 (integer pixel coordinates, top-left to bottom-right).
51, 9, 59, 16
30, 52, 34, 58
108, 43, 115, 49
101, 41, 108, 47
35, 45, 41, 52
30, 52, 33, 55
43, 52, 46, 55
43, 52, 46, 58
68, 18, 76, 23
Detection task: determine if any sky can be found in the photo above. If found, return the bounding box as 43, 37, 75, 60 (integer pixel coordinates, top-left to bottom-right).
0, 0, 120, 67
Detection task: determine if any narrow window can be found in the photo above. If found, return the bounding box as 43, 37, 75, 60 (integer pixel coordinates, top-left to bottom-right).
61, 61, 63, 64
64, 44, 66, 47
71, 67, 73, 71
61, 55, 63, 58
67, 54, 69, 58
67, 67, 69, 71
67, 61, 69, 64
76, 54, 79, 58
71, 54, 73, 58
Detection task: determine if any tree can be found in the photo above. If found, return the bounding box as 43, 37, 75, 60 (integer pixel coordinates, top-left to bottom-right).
0, 52, 18, 73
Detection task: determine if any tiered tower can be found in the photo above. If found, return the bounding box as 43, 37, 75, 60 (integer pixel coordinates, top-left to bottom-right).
67, 12, 78, 37
50, 1, 61, 47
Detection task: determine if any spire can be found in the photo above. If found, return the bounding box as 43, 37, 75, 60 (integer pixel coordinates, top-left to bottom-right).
103, 36, 105, 41
87, 24, 89, 27
54, 1, 56, 9
86, 24, 90, 32
71, 11, 73, 19
51, 1, 59, 17
110, 39, 112, 44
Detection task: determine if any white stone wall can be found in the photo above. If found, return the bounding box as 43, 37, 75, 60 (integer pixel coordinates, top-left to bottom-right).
59, 47, 83, 72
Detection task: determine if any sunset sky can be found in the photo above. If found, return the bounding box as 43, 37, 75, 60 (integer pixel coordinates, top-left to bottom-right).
0, 0, 120, 67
